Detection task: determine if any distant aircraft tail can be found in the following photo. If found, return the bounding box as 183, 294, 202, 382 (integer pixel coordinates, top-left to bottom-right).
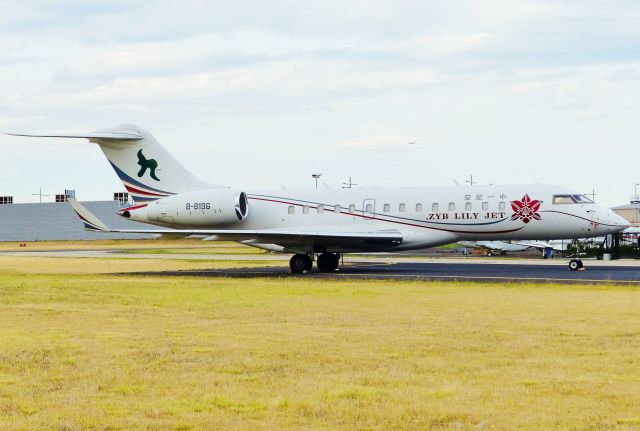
6, 124, 212, 202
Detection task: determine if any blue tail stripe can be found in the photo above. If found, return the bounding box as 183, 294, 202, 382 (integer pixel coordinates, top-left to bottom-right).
108, 161, 173, 195
131, 196, 160, 202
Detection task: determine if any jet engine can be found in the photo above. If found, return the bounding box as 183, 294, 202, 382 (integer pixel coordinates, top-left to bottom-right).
121, 188, 249, 227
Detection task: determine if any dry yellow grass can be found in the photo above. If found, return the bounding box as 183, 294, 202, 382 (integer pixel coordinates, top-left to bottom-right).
0, 239, 264, 253
0, 239, 282, 275
1, 251, 640, 430
0, 255, 283, 275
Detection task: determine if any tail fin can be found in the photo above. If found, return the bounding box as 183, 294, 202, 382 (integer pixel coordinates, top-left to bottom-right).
7, 124, 212, 203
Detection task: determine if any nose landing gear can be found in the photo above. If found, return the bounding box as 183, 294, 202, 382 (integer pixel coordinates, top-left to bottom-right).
568, 259, 584, 271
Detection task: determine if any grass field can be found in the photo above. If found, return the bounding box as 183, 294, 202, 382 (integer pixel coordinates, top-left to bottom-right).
1, 247, 640, 430
0, 239, 267, 253
0, 256, 283, 275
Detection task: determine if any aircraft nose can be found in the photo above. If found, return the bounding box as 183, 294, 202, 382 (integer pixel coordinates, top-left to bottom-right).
612, 211, 630, 229
604, 208, 629, 232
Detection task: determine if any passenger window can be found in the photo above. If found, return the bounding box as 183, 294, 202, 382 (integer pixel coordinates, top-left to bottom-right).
383, 204, 390, 212
415, 203, 422, 212
482, 202, 488, 211
499, 202, 505, 211
317, 204, 324, 214
465, 202, 472, 211
349, 204, 356, 213
334, 205, 341, 213
448, 202, 455, 211
432, 203, 439, 211
365, 204, 373, 213
553, 195, 575, 204
303, 205, 309, 214
288, 205, 294, 214
399, 203, 406, 212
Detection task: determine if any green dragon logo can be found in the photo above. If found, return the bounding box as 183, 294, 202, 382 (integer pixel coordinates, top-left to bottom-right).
137, 149, 160, 181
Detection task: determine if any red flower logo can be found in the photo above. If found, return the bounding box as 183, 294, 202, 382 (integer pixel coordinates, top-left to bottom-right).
511, 194, 541, 224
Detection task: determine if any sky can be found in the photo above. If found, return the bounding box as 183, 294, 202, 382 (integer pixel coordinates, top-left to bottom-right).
1, 0, 639, 205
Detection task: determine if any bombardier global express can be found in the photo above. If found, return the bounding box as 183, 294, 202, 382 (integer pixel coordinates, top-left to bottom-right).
7, 124, 629, 273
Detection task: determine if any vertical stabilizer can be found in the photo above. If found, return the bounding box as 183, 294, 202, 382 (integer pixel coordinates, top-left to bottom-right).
93, 124, 212, 202
6, 124, 214, 203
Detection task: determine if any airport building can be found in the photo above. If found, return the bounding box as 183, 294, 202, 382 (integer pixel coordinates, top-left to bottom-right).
0, 192, 154, 241
611, 200, 640, 227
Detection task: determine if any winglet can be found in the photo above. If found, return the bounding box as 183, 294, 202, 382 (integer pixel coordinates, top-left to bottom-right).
68, 197, 111, 232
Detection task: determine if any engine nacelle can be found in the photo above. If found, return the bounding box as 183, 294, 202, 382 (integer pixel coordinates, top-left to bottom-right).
120, 188, 249, 227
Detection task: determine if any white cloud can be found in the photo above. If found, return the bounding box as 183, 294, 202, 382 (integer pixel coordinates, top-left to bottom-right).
337, 135, 420, 152
507, 62, 640, 121
1, 0, 640, 205
373, 32, 493, 56
16, 61, 435, 109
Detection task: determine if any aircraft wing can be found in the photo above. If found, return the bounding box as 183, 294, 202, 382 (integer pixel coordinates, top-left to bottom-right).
516, 240, 551, 249
516, 240, 566, 251
69, 198, 403, 249
459, 240, 528, 252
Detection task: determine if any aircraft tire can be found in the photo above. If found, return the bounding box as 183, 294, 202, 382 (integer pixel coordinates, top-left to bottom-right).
290, 254, 311, 274
568, 259, 583, 271
317, 253, 339, 272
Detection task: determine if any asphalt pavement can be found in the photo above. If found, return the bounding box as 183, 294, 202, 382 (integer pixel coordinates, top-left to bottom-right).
139, 260, 640, 285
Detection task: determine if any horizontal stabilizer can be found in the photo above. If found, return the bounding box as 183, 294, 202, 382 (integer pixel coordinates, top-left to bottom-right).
5, 131, 143, 141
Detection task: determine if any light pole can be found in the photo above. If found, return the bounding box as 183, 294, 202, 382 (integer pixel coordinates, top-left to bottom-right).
312, 174, 322, 190
584, 189, 597, 203
342, 177, 357, 189
32, 188, 49, 204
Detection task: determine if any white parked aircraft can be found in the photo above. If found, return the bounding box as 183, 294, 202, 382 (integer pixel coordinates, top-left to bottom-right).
458, 240, 530, 256
460, 239, 569, 256
7, 124, 629, 272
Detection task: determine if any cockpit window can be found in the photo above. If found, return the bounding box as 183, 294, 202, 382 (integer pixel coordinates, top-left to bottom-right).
552, 194, 595, 205
572, 194, 594, 204
552, 195, 576, 204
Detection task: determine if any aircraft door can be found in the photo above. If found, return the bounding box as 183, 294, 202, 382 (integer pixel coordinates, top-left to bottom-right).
363, 199, 376, 220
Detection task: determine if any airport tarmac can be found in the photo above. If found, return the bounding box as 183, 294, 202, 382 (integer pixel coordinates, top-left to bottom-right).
139, 260, 640, 285
3, 248, 640, 284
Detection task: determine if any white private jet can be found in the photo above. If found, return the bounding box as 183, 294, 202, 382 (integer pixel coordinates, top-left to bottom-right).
460, 239, 570, 256
458, 240, 530, 256
7, 124, 629, 272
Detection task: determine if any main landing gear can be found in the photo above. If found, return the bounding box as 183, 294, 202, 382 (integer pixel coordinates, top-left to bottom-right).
317, 253, 340, 272
289, 253, 341, 274
289, 254, 313, 274
568, 259, 584, 271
